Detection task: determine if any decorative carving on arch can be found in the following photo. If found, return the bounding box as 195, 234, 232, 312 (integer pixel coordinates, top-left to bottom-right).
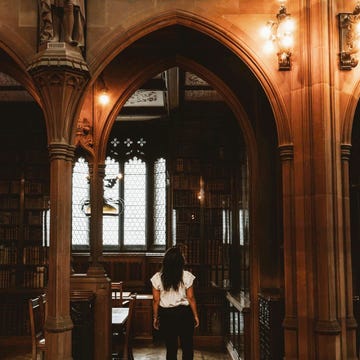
75, 117, 94, 155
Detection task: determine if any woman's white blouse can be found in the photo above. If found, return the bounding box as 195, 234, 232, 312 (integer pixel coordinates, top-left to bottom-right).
151, 270, 195, 308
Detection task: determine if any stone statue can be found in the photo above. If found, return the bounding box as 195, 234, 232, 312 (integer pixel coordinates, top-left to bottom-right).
39, 0, 85, 48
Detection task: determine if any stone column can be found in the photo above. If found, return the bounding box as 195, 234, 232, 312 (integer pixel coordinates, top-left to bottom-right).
279, 144, 298, 360
28, 44, 89, 360
87, 162, 106, 276
341, 144, 358, 359
46, 143, 75, 360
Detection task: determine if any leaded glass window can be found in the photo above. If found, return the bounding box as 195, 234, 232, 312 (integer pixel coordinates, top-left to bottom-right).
72, 137, 167, 250
72, 157, 89, 246
123, 157, 146, 246
154, 158, 166, 245
103, 157, 120, 246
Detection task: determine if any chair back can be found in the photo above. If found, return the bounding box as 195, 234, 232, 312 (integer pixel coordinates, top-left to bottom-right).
28, 296, 46, 360
123, 294, 137, 360
39, 293, 47, 325
111, 281, 124, 307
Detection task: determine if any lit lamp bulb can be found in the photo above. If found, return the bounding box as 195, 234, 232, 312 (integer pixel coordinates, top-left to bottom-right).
99, 89, 110, 105
282, 17, 295, 33
280, 33, 293, 49
264, 39, 276, 54
260, 22, 274, 39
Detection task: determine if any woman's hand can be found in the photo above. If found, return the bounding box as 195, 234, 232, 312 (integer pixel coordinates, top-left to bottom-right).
194, 316, 199, 328
153, 317, 160, 330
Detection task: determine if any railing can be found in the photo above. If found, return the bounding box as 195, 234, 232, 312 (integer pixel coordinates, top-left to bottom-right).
226, 292, 250, 360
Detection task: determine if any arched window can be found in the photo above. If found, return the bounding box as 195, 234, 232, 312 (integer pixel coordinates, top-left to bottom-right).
71, 147, 167, 251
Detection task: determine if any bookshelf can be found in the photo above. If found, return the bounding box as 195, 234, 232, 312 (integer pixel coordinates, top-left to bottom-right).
0, 150, 49, 291
171, 107, 243, 289
0, 103, 50, 339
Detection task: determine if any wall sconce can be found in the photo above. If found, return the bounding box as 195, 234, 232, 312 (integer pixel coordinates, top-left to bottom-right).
260, 1, 295, 70
98, 73, 110, 105
338, 3, 360, 70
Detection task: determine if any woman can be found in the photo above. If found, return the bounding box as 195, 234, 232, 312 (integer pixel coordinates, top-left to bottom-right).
151, 246, 200, 360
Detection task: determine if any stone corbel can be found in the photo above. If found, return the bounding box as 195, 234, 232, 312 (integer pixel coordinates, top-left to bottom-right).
75, 117, 95, 155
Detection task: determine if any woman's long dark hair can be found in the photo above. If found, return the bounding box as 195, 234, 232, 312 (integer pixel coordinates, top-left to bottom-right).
161, 246, 185, 291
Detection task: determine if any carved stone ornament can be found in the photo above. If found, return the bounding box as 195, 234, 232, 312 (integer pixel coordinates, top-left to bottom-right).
338, 5, 360, 70
75, 117, 94, 154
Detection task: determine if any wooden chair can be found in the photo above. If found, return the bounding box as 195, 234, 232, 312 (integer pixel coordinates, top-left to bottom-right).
112, 294, 137, 360
39, 292, 47, 324
111, 281, 124, 307
28, 296, 46, 360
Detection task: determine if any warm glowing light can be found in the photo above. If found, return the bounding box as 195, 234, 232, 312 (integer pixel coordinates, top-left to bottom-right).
280, 34, 294, 48
260, 23, 273, 39
99, 91, 110, 105
263, 40, 276, 54
261, 3, 295, 70
283, 17, 295, 33
355, 21, 360, 36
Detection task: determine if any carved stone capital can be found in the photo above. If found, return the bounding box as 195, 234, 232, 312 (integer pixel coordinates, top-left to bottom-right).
27, 44, 89, 142
48, 142, 75, 162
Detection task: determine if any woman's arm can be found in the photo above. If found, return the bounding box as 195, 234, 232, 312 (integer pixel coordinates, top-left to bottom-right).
152, 287, 161, 330
186, 286, 199, 328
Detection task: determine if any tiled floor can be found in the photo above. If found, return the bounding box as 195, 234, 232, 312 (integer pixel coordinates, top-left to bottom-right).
133, 343, 231, 359
2, 343, 231, 360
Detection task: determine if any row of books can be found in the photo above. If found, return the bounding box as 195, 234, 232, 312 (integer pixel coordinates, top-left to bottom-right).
173, 190, 200, 207
0, 225, 44, 242
0, 246, 17, 264
22, 266, 47, 288
0, 210, 44, 226
0, 211, 19, 225
175, 158, 200, 173
0, 197, 19, 209
0, 269, 15, 287
23, 246, 49, 265
176, 223, 201, 239
24, 197, 49, 210
0, 225, 19, 241
0, 246, 49, 265
173, 174, 200, 190
0, 180, 48, 195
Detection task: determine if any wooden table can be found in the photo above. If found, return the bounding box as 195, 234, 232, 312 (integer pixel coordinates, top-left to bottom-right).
112, 307, 129, 326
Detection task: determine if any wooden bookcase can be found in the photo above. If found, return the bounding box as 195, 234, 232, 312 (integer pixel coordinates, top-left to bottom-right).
0, 103, 49, 338
171, 106, 242, 289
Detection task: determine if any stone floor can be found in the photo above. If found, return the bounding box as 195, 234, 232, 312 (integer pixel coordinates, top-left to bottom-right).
2, 343, 231, 360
